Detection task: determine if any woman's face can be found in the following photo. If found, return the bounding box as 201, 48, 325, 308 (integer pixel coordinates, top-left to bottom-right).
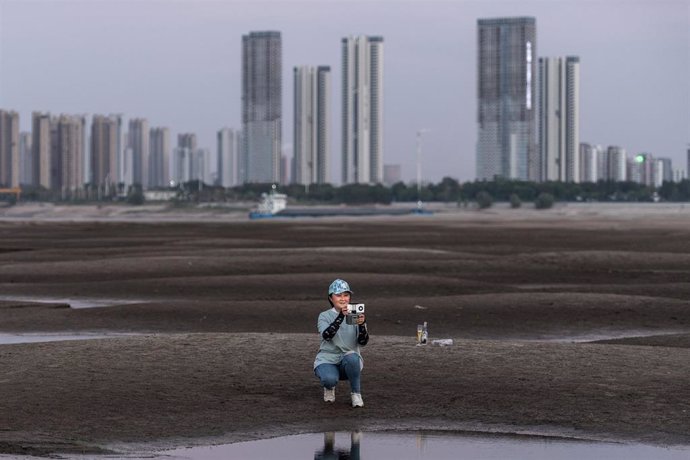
331, 292, 351, 311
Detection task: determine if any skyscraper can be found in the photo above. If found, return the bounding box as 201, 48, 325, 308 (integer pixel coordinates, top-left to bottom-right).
91, 115, 119, 187
19, 132, 32, 186
656, 158, 673, 187
477, 17, 537, 181
538, 56, 580, 182
217, 128, 237, 187
32, 112, 52, 188
579, 143, 601, 183
178, 133, 197, 152
294, 65, 331, 185
342, 36, 384, 184
629, 152, 654, 185
0, 110, 20, 187
606, 146, 627, 181
242, 31, 282, 184
149, 127, 170, 188
172, 134, 206, 184
127, 118, 150, 188
54, 114, 86, 191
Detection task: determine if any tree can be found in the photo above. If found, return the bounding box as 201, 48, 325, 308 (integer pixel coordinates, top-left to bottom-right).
126, 185, 145, 205
475, 191, 493, 209
509, 193, 522, 209
534, 192, 554, 209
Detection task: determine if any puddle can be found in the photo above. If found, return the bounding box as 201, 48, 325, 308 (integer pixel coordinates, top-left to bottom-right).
0, 332, 142, 345
0, 295, 145, 309
526, 329, 687, 343
95, 431, 690, 460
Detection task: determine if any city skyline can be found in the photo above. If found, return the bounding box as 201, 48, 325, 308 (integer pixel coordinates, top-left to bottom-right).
0, 0, 687, 184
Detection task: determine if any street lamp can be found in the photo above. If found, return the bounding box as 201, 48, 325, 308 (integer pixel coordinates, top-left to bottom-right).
416, 129, 430, 209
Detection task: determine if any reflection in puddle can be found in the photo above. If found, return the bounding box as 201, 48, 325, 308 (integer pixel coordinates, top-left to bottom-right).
314, 431, 361, 459
140, 431, 689, 460
0, 332, 142, 345
0, 295, 145, 309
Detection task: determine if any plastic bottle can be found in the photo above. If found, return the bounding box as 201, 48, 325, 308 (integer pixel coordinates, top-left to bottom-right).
421, 321, 428, 345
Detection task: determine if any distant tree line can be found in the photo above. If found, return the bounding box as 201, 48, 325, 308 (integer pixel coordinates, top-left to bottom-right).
5, 178, 690, 205
231, 178, 690, 205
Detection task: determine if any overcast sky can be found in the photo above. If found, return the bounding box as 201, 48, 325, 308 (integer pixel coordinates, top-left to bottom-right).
0, 0, 688, 183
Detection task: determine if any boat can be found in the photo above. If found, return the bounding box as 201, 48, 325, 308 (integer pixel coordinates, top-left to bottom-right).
248, 186, 433, 219
248, 187, 288, 219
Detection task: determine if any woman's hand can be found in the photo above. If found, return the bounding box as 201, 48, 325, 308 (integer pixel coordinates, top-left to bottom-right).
356, 314, 366, 325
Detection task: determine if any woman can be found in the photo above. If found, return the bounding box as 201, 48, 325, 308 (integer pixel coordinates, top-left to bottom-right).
314, 279, 369, 408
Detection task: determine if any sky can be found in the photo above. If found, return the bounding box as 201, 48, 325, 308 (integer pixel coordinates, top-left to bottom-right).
0, 0, 688, 184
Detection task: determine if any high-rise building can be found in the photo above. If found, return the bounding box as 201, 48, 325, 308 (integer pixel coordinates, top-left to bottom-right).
192, 148, 208, 184
0, 110, 20, 187
127, 118, 150, 188
32, 112, 52, 188
342, 36, 384, 184
673, 168, 686, 182
91, 115, 119, 187
54, 114, 86, 191
477, 17, 537, 181
172, 134, 198, 185
629, 152, 654, 186
242, 31, 282, 184
178, 133, 197, 152
539, 56, 580, 182
109, 114, 124, 184
171, 147, 189, 185
294, 65, 331, 185
658, 157, 673, 184
579, 143, 601, 183
19, 132, 32, 185
217, 128, 237, 187
606, 146, 627, 182
149, 127, 170, 188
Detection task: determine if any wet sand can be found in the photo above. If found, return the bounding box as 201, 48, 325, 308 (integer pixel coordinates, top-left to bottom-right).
0, 204, 688, 456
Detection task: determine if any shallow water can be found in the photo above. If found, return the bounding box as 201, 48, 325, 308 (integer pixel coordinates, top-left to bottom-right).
0, 332, 141, 345
0, 295, 144, 309
120, 431, 689, 460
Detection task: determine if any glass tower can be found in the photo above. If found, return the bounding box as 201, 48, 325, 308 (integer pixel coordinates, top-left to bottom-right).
477, 17, 537, 181
242, 31, 282, 184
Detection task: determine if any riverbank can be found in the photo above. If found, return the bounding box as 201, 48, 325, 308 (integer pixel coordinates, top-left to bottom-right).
1, 201, 690, 223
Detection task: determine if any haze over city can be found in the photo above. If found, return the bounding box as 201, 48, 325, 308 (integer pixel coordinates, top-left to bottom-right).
0, 0, 687, 183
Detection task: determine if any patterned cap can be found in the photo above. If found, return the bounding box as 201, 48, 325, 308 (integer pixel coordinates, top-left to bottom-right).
328, 279, 353, 295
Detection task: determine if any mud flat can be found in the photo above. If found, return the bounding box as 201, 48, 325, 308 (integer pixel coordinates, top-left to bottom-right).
0, 206, 688, 456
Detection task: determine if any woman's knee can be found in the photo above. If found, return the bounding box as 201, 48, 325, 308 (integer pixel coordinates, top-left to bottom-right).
315, 366, 339, 388
342, 354, 362, 374
320, 374, 338, 388
343, 353, 361, 365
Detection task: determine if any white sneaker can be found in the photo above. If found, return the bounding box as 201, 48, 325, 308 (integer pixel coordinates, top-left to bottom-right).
323, 387, 335, 403
351, 392, 364, 408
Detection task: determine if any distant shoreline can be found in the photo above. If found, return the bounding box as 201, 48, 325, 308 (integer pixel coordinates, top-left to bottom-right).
1, 201, 689, 223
